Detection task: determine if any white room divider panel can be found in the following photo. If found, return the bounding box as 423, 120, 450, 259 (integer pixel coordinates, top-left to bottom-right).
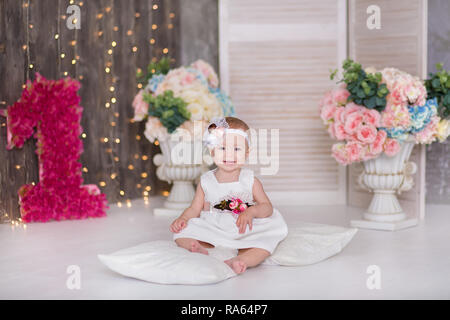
219, 0, 347, 205
347, 0, 428, 219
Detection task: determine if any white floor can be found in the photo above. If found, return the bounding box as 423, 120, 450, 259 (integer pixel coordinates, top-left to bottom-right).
1, 196, 449, 300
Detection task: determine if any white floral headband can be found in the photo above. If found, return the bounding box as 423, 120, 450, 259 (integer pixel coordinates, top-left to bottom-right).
202, 116, 251, 149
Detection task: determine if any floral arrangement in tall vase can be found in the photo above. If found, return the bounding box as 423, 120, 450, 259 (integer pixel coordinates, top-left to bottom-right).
320, 59, 449, 231
132, 57, 235, 216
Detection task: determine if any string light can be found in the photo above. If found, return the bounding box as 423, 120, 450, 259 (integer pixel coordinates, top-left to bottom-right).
7, 0, 174, 216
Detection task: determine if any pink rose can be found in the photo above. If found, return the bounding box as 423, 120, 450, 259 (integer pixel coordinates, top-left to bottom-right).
132, 90, 149, 121
346, 141, 365, 162
343, 102, 364, 117
332, 87, 350, 106
368, 130, 387, 155
320, 103, 337, 123
334, 106, 346, 124
344, 112, 363, 134
384, 138, 401, 156
388, 87, 404, 105
332, 143, 350, 165
239, 203, 248, 212
356, 125, 377, 144
181, 73, 196, 86
333, 123, 347, 140
229, 200, 239, 210
363, 109, 381, 127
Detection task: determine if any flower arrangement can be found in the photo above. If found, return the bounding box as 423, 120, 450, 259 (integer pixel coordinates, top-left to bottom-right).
0, 73, 109, 222
320, 59, 450, 165
132, 57, 235, 143
213, 197, 253, 214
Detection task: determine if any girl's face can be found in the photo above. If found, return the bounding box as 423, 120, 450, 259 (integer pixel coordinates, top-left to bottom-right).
212, 132, 249, 171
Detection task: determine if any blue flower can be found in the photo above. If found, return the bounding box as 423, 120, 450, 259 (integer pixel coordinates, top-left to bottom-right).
209, 87, 235, 116
380, 127, 409, 141
408, 98, 438, 133
145, 74, 166, 93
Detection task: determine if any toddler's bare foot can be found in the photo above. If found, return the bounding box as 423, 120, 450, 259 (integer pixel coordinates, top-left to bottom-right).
190, 241, 209, 255
224, 257, 247, 274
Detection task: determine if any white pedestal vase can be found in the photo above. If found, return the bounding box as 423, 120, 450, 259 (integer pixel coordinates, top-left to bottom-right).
152, 135, 213, 217
350, 139, 418, 231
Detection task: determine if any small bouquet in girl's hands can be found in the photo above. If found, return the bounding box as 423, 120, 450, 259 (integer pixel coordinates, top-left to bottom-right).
213, 197, 254, 214
320, 59, 450, 165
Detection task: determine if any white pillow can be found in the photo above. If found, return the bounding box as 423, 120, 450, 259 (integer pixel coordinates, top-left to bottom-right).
98, 240, 236, 285
263, 222, 358, 266
98, 222, 357, 285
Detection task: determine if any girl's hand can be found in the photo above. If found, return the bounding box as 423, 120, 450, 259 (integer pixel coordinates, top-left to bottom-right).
170, 217, 188, 233
236, 211, 253, 234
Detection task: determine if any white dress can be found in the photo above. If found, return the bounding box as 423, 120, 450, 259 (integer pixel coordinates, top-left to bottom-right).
173, 167, 288, 254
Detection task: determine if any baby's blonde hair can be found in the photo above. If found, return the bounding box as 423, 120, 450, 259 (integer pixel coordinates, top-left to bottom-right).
207, 116, 249, 132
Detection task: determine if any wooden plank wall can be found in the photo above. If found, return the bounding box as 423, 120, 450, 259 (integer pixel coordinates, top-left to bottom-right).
219, 0, 347, 205
0, 0, 180, 222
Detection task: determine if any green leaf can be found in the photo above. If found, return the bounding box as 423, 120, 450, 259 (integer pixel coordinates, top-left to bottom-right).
364, 96, 376, 109
432, 78, 441, 88
357, 88, 366, 98
329, 68, 338, 80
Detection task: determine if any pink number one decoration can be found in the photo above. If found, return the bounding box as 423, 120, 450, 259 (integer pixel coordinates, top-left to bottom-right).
0, 73, 108, 222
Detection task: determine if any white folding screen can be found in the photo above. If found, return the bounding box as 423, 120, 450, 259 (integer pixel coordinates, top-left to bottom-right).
347, 0, 427, 219
219, 0, 348, 205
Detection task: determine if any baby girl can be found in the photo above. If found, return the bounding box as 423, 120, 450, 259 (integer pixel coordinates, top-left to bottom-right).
170, 116, 288, 274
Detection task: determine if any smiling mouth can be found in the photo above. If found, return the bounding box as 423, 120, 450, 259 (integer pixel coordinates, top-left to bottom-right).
223, 160, 236, 165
